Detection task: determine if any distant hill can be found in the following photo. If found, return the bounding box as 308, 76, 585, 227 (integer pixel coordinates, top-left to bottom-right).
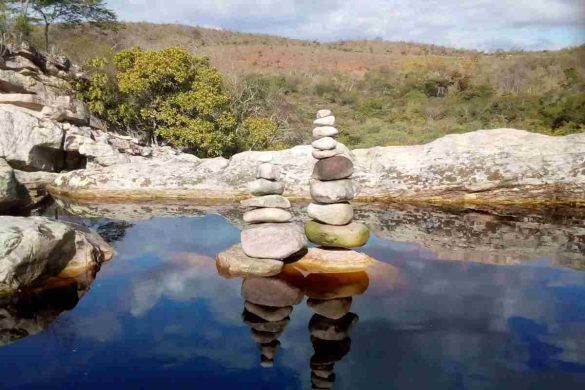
37, 22, 584, 148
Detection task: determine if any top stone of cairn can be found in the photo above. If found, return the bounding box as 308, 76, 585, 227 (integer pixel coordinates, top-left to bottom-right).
257, 153, 273, 163
316, 109, 332, 119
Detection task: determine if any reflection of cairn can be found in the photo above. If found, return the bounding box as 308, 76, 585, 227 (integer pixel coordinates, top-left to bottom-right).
240, 154, 307, 266
305, 272, 363, 389
241, 275, 304, 368
305, 110, 370, 253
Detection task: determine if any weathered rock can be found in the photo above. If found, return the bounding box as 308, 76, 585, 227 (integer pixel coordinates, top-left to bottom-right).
314, 116, 335, 126
49, 130, 585, 206
316, 109, 332, 119
257, 163, 281, 180
242, 276, 304, 307
307, 203, 354, 226
312, 137, 337, 151
248, 179, 285, 196
307, 298, 352, 320
310, 180, 358, 204
313, 156, 354, 181
241, 223, 306, 259
0, 217, 112, 294
243, 208, 292, 223
241, 195, 291, 209
305, 221, 369, 248
309, 313, 358, 341
0, 105, 64, 172
245, 301, 293, 322
0, 159, 19, 211
217, 244, 283, 277
13, 170, 59, 210
313, 126, 339, 139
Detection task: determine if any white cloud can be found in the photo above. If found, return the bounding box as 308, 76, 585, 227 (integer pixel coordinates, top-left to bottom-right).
107, 0, 585, 50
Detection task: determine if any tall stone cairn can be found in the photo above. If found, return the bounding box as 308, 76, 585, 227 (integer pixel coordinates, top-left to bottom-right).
305, 110, 370, 249
240, 154, 307, 261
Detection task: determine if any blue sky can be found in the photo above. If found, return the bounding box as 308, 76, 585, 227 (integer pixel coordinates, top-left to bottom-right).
107, 0, 585, 50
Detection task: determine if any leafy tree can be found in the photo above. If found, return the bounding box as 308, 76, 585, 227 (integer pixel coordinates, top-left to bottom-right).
16, 0, 117, 49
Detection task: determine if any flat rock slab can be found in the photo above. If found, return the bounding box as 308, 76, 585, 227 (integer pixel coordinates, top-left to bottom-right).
217, 244, 283, 277
241, 223, 307, 259
292, 248, 374, 273
305, 221, 370, 248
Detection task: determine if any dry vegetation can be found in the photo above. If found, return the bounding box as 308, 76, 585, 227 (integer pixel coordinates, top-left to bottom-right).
39, 22, 585, 149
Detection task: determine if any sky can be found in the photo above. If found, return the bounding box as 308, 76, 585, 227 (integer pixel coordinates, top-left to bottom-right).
107, 0, 585, 51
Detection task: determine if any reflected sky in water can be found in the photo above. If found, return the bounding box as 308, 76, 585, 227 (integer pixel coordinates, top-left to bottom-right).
1, 214, 584, 389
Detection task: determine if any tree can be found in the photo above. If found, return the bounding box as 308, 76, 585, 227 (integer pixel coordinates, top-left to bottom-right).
26, 0, 116, 50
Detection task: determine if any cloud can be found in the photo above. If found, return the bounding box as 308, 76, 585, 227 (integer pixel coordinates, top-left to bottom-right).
108, 0, 585, 50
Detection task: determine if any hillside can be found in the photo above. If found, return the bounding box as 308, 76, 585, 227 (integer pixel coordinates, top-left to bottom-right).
36, 22, 585, 148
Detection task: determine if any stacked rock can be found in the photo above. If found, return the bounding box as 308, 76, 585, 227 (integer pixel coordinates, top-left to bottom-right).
241, 275, 304, 368
240, 154, 307, 264
305, 110, 370, 250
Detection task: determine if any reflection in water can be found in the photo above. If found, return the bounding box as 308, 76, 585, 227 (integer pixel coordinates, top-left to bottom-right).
0, 271, 94, 347
231, 265, 371, 387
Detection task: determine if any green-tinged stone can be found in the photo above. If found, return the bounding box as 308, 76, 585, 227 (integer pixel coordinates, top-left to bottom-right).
304, 221, 369, 248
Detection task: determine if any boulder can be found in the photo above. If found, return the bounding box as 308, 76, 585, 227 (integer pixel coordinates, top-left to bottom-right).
248, 179, 285, 196
310, 180, 358, 204
241, 195, 291, 209
217, 244, 283, 277
313, 156, 354, 181
241, 276, 304, 307
0, 105, 64, 172
0, 217, 112, 294
305, 221, 369, 248
307, 298, 352, 320
0, 159, 19, 211
307, 202, 354, 226
241, 223, 307, 259
13, 170, 59, 209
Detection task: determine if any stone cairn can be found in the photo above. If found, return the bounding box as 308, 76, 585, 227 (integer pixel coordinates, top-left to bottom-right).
240, 154, 307, 266
305, 110, 370, 253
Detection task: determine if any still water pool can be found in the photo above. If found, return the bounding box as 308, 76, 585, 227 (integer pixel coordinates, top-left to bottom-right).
1, 202, 584, 389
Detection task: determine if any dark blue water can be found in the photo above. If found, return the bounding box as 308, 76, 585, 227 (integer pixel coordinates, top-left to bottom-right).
1, 212, 584, 389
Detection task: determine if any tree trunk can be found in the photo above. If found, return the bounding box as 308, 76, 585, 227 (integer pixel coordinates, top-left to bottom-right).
44, 23, 50, 50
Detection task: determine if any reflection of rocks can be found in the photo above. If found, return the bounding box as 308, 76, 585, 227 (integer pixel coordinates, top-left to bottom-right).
309, 313, 358, 341
302, 272, 369, 300
240, 274, 301, 368
307, 298, 352, 320
217, 244, 283, 277
241, 276, 304, 307
54, 198, 585, 269
0, 271, 94, 347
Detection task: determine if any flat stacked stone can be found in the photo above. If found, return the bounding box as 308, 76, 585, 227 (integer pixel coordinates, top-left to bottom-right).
306, 110, 370, 252
238, 154, 306, 267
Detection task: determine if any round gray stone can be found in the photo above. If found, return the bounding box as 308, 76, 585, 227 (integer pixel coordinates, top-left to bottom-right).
312, 137, 337, 151
248, 179, 284, 196
312, 156, 354, 181
241, 195, 291, 209
241, 223, 307, 259
307, 202, 353, 225
243, 208, 292, 223
310, 180, 358, 204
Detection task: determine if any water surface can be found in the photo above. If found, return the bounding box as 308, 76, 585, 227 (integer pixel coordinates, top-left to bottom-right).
1, 203, 584, 389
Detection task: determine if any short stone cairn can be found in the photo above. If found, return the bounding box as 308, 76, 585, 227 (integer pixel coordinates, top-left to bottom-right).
305, 110, 370, 253
240, 154, 307, 264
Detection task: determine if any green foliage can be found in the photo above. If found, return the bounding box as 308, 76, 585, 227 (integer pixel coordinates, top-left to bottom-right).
76, 47, 281, 157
